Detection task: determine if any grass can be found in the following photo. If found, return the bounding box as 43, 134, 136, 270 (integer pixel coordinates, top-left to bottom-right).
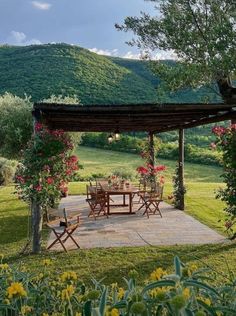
77, 146, 222, 183
0, 147, 235, 285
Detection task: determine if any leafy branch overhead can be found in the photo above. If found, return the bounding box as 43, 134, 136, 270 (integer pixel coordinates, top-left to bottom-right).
117, 0, 236, 100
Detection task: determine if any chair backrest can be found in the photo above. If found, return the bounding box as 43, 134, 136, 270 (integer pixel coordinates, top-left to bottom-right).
63, 208, 68, 226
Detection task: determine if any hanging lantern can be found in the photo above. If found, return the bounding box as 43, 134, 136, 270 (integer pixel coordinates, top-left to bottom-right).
108, 134, 113, 143
114, 129, 120, 141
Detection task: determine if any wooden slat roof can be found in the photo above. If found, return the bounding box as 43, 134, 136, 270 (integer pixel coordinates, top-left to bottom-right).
33, 102, 236, 133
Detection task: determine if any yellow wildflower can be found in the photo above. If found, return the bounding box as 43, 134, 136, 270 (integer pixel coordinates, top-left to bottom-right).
150, 288, 166, 301
183, 288, 190, 300
117, 287, 125, 300
0, 254, 4, 260
3, 299, 10, 305
0, 263, 10, 271
197, 296, 211, 306
61, 284, 75, 301
42, 259, 52, 266
75, 313, 82, 316
7, 282, 27, 299
21, 305, 33, 315
111, 282, 118, 290
60, 271, 78, 282
106, 308, 119, 316
150, 267, 167, 281
42, 313, 49, 316
188, 264, 198, 276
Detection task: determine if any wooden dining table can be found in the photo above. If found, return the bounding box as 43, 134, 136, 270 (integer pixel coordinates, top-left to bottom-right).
99, 183, 139, 215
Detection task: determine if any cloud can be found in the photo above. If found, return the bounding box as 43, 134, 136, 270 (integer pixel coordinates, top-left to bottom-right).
89, 48, 118, 57
31, 1, 51, 10
8, 31, 42, 46
88, 47, 177, 61
10, 31, 26, 44
122, 51, 141, 60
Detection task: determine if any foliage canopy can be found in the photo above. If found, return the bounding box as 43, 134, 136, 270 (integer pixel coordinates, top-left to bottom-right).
117, 0, 236, 96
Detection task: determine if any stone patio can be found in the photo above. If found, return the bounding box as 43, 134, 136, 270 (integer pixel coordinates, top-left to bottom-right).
47, 195, 226, 251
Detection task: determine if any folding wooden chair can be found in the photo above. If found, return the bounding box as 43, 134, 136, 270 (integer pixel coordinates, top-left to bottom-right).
86, 185, 108, 220
142, 186, 164, 219
46, 208, 81, 252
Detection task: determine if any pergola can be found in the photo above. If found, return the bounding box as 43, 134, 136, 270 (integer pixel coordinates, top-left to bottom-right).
33, 101, 236, 210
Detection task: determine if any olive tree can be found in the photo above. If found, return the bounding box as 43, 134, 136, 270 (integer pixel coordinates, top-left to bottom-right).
116, 0, 236, 103
0, 93, 33, 159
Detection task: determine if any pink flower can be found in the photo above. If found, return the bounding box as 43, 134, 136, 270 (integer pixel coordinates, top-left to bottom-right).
154, 165, 166, 172
230, 124, 236, 131
210, 142, 217, 150
212, 126, 226, 136
46, 177, 54, 184
137, 166, 148, 175
35, 185, 42, 192
69, 155, 78, 163
35, 122, 43, 132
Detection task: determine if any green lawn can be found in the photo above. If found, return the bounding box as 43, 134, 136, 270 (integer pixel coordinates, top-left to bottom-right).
77, 146, 222, 183
0, 147, 235, 285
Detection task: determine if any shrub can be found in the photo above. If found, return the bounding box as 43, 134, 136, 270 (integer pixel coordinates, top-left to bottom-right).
0, 256, 235, 315
0, 157, 18, 186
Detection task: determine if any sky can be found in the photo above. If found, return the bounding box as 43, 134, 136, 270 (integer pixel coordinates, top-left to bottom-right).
0, 0, 174, 59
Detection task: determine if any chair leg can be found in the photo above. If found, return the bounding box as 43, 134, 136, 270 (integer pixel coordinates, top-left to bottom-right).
47, 230, 68, 253
66, 228, 80, 249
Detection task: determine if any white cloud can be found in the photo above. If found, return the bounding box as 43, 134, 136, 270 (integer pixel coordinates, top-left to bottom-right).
122, 51, 141, 60
8, 31, 42, 46
89, 48, 118, 57
31, 1, 51, 10
10, 31, 26, 44
88, 47, 177, 61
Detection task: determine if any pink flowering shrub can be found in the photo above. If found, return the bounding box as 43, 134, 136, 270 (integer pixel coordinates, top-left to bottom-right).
15, 123, 80, 208
212, 124, 236, 238
136, 146, 166, 189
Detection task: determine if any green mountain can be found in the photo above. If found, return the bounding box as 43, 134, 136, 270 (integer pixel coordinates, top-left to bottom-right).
0, 43, 221, 104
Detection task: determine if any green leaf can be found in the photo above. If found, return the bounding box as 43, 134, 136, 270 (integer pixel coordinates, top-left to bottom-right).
174, 256, 182, 277
99, 287, 108, 316
183, 280, 220, 297
142, 280, 175, 295
84, 300, 92, 316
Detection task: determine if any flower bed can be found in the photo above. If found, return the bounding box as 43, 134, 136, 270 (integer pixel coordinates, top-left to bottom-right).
0, 256, 235, 316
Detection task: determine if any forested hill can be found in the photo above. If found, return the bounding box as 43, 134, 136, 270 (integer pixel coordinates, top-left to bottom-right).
0, 43, 221, 104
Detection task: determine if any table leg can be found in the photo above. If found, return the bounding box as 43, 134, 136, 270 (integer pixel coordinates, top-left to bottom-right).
129, 193, 132, 213
123, 194, 126, 206
107, 193, 110, 215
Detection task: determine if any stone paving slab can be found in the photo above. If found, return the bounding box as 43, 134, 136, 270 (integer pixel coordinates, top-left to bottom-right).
47, 195, 226, 251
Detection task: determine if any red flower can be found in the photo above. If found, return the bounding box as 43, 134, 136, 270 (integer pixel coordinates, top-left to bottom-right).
137, 166, 148, 175
212, 126, 226, 136
46, 177, 54, 184
35, 122, 43, 132
154, 165, 166, 172
35, 185, 42, 192
66, 170, 72, 175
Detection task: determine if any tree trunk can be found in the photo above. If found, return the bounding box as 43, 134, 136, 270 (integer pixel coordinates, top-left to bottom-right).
178, 129, 185, 210
32, 200, 43, 253
217, 77, 236, 104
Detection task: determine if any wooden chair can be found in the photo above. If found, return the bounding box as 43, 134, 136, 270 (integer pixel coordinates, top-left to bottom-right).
46, 208, 80, 252
142, 186, 164, 219
86, 185, 108, 220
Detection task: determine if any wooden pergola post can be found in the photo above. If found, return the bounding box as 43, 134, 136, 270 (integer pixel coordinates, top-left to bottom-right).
31, 109, 43, 254
148, 132, 155, 166
178, 128, 185, 210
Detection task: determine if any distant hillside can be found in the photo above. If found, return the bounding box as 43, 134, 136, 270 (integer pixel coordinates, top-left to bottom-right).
0, 43, 221, 104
